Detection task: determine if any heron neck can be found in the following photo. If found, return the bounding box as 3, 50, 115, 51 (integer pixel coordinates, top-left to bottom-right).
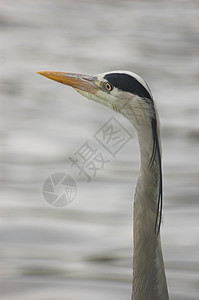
131, 117, 169, 300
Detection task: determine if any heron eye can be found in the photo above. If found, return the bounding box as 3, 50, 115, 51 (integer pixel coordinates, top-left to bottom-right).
105, 82, 112, 91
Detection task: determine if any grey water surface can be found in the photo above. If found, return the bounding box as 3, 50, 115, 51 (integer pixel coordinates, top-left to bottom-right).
1, 1, 199, 299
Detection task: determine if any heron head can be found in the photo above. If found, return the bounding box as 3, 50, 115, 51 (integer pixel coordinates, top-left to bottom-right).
38, 70, 162, 233
37, 70, 154, 126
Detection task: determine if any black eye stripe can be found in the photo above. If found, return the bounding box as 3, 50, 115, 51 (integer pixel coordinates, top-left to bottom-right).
104, 73, 152, 100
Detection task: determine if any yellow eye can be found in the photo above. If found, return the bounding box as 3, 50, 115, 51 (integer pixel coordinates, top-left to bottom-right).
105, 82, 112, 91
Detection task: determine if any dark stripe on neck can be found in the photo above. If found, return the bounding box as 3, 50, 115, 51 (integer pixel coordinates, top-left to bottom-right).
150, 117, 163, 235
104, 73, 152, 100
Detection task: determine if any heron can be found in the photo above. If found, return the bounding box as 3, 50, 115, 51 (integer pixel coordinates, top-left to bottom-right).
38, 70, 169, 300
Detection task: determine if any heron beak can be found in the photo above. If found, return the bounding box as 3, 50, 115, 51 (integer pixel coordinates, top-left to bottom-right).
37, 71, 99, 94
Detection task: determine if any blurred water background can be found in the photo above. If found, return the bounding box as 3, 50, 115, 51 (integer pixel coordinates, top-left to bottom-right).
1, 0, 199, 299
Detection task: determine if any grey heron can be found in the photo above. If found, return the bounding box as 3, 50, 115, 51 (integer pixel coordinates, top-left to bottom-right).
38, 70, 169, 300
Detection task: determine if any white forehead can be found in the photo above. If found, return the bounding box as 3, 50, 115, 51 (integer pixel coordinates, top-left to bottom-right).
97, 70, 152, 97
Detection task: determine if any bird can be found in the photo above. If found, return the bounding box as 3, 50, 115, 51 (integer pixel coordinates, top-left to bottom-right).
38, 70, 169, 300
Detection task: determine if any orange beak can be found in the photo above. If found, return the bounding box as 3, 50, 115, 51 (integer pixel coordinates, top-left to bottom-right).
37, 71, 98, 94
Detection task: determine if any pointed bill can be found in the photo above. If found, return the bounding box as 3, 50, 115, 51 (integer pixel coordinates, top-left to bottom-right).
37, 71, 98, 94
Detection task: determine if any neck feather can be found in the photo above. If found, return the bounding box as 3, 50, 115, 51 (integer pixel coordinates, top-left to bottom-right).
127, 100, 169, 300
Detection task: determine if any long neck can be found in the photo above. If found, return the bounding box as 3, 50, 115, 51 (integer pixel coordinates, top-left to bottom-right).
130, 113, 169, 300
